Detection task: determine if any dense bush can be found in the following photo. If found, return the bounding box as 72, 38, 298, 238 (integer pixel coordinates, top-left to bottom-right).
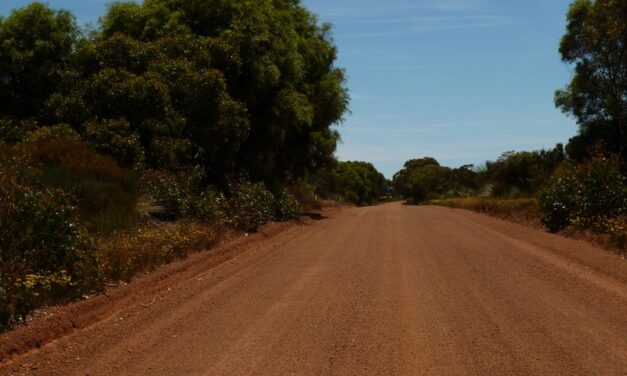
273, 190, 303, 221
0, 118, 37, 144
290, 181, 321, 211
226, 181, 274, 232
0, 178, 99, 330
485, 146, 565, 197
394, 147, 564, 203
0, 0, 348, 186
429, 197, 539, 218
84, 119, 145, 169
185, 187, 227, 224
24, 124, 80, 142
314, 161, 388, 205
142, 171, 187, 220
17, 139, 140, 233
142, 169, 226, 223
540, 154, 626, 232
394, 158, 487, 203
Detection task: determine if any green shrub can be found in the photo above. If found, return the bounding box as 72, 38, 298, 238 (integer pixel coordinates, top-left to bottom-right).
24, 124, 80, 142
539, 167, 578, 232
0, 118, 37, 144
0, 180, 99, 330
597, 216, 627, 249
540, 155, 626, 232
273, 190, 302, 221
142, 168, 228, 223
429, 197, 539, 217
17, 139, 140, 233
184, 187, 227, 224
84, 119, 145, 168
227, 180, 274, 232
291, 181, 321, 211
142, 170, 187, 220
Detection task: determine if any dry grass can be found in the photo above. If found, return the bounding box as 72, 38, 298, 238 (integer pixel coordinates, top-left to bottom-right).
97, 222, 221, 282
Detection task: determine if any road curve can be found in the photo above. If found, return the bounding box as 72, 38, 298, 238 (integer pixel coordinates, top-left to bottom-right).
2, 202, 626, 375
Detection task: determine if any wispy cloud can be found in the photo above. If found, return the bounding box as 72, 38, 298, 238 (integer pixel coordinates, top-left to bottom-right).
349, 63, 442, 72
399, 0, 485, 12
360, 15, 510, 25
315, 0, 486, 19
341, 15, 520, 39
350, 93, 381, 101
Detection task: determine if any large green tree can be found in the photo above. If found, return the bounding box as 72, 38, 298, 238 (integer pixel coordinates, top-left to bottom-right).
94, 0, 349, 185
0, 3, 78, 119
393, 158, 452, 203
1, 0, 348, 187
556, 0, 627, 160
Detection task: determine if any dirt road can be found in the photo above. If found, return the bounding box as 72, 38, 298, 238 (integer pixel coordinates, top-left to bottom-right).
2, 203, 626, 375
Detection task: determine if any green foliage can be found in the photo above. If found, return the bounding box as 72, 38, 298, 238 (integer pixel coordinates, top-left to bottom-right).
539, 166, 579, 232
485, 145, 565, 197
429, 197, 539, 218
0, 118, 38, 144
185, 187, 227, 224
556, 0, 627, 159
290, 181, 321, 211
0, 2, 78, 119
142, 169, 229, 223
540, 154, 626, 232
84, 119, 145, 168
226, 180, 274, 232
0, 169, 99, 330
142, 170, 187, 220
394, 157, 496, 203
273, 190, 303, 221
16, 139, 140, 233
95, 0, 348, 185
24, 124, 80, 142
314, 161, 388, 205
0, 0, 349, 330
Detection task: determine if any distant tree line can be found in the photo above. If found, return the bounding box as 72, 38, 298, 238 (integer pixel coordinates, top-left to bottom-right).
393, 0, 626, 239
312, 161, 389, 205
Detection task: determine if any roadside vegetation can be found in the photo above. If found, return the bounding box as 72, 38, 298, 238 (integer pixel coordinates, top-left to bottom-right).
396, 0, 626, 251
428, 198, 540, 220
0, 0, 623, 332
0, 0, 389, 331
311, 161, 390, 206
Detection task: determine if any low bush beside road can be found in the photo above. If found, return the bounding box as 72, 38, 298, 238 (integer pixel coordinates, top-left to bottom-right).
429, 194, 625, 251
428, 197, 540, 220
0, 141, 309, 332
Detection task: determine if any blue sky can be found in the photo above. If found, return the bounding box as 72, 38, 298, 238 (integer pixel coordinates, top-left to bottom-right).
1, 0, 578, 177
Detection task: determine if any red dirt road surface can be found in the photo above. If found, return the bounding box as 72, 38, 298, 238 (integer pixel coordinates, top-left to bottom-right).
1, 202, 626, 375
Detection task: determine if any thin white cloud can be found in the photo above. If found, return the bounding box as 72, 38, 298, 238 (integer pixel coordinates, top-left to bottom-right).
342, 16, 520, 39
316, 0, 486, 18
349, 63, 440, 71
399, 0, 485, 12
361, 15, 511, 25
350, 93, 381, 101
